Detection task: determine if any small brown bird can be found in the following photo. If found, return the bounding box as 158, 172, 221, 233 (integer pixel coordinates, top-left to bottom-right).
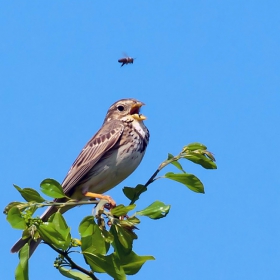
11, 98, 149, 256
118, 56, 135, 67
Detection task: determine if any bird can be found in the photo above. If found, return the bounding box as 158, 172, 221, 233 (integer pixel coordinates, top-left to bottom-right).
11, 98, 149, 256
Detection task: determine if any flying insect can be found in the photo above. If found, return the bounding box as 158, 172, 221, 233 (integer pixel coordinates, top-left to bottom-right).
118, 56, 135, 67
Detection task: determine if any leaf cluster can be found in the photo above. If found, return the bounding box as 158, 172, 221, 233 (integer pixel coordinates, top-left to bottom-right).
4, 143, 216, 280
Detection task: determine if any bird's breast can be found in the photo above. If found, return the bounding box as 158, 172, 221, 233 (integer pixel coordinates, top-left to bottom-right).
78, 125, 148, 196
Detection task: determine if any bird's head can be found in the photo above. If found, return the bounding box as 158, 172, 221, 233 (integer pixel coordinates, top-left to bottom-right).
104, 98, 146, 123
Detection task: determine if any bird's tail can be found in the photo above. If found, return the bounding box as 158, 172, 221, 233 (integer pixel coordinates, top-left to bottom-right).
11, 237, 41, 256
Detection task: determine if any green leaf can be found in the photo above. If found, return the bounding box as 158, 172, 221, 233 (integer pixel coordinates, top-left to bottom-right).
48, 212, 70, 232
136, 201, 171, 219
78, 216, 97, 238
83, 252, 126, 280
183, 142, 207, 151
183, 152, 217, 169
126, 216, 140, 225
13, 185, 45, 203
38, 223, 70, 250
114, 225, 134, 252
38, 218, 71, 250
119, 216, 140, 229
121, 250, 155, 275
204, 150, 216, 162
110, 225, 129, 257
40, 179, 67, 199
3, 202, 28, 215
167, 153, 185, 172
111, 204, 136, 216
101, 229, 114, 244
123, 184, 147, 204
164, 172, 205, 193
58, 267, 92, 280
15, 243, 29, 280
110, 226, 154, 275
79, 216, 109, 255
7, 207, 27, 230
22, 228, 31, 240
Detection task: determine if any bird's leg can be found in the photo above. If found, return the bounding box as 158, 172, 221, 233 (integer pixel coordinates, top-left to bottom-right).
84, 192, 116, 207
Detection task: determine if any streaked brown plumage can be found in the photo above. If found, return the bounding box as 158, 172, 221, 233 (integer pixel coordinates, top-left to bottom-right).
11, 98, 149, 256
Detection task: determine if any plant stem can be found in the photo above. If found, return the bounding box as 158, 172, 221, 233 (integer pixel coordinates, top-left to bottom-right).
45, 243, 99, 280
144, 155, 180, 187
35, 200, 99, 208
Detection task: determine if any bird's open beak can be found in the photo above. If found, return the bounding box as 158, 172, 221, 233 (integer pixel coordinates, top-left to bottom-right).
130, 102, 147, 121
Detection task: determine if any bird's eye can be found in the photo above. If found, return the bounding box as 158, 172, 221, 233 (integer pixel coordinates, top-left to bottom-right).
117, 105, 125, 111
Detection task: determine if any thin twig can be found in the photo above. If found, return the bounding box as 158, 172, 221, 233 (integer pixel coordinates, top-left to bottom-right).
45, 242, 99, 280
34, 200, 99, 208
127, 157, 178, 205
144, 155, 180, 187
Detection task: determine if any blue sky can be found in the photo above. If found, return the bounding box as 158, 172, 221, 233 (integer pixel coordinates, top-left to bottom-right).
1, 1, 280, 279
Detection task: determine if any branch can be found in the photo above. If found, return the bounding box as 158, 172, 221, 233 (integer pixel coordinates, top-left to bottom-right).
144, 155, 180, 187
45, 242, 99, 280
33, 199, 99, 208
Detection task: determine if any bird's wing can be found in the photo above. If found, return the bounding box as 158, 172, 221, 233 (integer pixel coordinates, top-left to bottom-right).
61, 120, 124, 194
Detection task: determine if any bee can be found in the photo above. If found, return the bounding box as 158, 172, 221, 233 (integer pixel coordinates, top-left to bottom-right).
118, 55, 135, 67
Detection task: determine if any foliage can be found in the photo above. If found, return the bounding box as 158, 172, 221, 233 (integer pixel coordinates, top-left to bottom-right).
4, 143, 217, 280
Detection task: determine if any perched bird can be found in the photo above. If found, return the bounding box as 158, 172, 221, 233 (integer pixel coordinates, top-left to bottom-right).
11, 98, 149, 256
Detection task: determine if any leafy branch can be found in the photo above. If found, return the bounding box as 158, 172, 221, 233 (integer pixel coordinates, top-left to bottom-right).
124, 142, 216, 204
5, 143, 216, 280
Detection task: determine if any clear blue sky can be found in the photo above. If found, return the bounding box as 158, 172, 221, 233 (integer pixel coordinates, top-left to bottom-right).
1, 1, 280, 279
